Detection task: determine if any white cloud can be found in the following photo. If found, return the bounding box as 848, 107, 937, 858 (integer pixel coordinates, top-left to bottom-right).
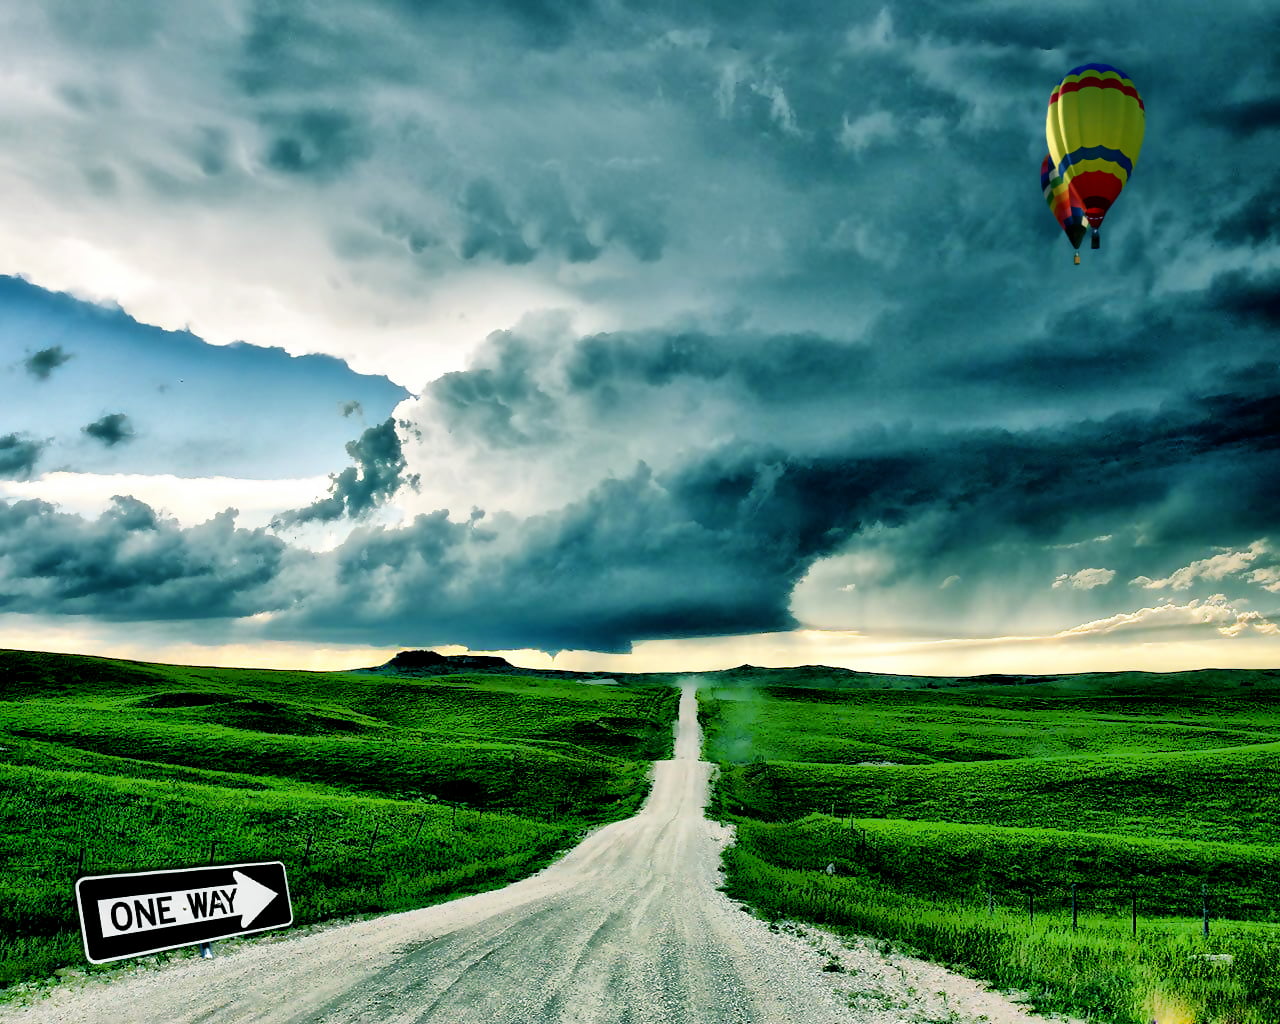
839, 110, 898, 154
1056, 594, 1277, 639
1219, 610, 1280, 638
898, 35, 1058, 132
750, 81, 801, 135
716, 62, 744, 118
1052, 567, 1116, 590
1049, 534, 1115, 550
1247, 565, 1280, 593
845, 8, 895, 52
1132, 539, 1271, 590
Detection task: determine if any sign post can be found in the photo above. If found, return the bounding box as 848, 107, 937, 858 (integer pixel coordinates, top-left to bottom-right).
75, 861, 292, 965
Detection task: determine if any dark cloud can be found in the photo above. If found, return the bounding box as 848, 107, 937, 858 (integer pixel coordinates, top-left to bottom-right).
193, 126, 233, 177
6, 357, 1278, 652
273, 417, 418, 527
1207, 270, 1280, 327
379, 0, 593, 51
525, 171, 601, 264
428, 333, 558, 447
341, 400, 363, 418
602, 196, 666, 263
1213, 176, 1280, 246
42, 0, 164, 49
23, 345, 73, 380
236, 0, 590, 103
3, 0, 1278, 658
236, 3, 413, 97
451, 172, 666, 266
422, 325, 880, 457
82, 413, 135, 447
266, 357, 1280, 652
280, 462, 807, 652
0, 434, 45, 480
374, 209, 440, 257
927, 6, 1079, 48
1212, 95, 1280, 138
262, 108, 374, 181
458, 179, 537, 265
566, 329, 875, 401
0, 496, 288, 620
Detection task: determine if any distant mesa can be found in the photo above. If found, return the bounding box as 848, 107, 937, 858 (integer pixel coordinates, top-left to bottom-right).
384, 650, 514, 673
372, 653, 886, 685
370, 649, 619, 683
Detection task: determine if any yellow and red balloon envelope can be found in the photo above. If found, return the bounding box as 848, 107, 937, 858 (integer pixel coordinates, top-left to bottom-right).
1045, 63, 1144, 251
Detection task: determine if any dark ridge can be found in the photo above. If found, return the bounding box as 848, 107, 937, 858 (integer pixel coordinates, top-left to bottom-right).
363, 649, 619, 682
387, 650, 514, 672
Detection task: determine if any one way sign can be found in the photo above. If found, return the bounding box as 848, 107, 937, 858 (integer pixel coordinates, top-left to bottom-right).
76, 861, 292, 964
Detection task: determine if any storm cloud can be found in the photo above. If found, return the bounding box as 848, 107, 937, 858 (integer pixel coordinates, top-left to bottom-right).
274, 354, 1280, 651
0, 495, 288, 619
2, 349, 1277, 653
0, 0, 1276, 665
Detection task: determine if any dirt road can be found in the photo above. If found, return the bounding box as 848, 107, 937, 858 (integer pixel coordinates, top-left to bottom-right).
2, 683, 1075, 1024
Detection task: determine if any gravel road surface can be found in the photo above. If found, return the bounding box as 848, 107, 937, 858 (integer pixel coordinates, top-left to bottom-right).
1, 683, 1079, 1024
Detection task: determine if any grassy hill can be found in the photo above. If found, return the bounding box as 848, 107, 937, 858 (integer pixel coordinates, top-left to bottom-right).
700, 669, 1280, 1024
0, 649, 678, 989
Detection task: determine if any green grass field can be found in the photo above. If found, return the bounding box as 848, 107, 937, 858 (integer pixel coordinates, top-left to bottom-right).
700, 669, 1280, 1024
0, 649, 678, 989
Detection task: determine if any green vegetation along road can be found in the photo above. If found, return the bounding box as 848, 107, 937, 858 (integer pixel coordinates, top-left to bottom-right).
0, 681, 1075, 1024
700, 667, 1280, 1024
0, 649, 677, 988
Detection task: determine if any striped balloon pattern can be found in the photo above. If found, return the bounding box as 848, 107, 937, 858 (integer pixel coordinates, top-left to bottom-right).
1041, 154, 1088, 250
1045, 63, 1144, 248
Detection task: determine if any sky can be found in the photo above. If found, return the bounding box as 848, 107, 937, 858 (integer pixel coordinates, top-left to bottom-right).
1, 0, 1278, 676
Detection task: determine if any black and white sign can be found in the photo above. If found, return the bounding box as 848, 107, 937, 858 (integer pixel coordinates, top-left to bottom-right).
75, 861, 292, 964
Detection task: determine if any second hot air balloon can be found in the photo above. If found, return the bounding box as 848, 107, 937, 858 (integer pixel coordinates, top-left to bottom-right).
1041, 154, 1088, 263
1045, 63, 1144, 254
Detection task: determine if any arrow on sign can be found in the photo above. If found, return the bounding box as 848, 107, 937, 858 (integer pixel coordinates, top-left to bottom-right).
97, 870, 278, 938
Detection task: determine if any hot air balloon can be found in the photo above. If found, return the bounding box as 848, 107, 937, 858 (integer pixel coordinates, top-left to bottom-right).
1045, 63, 1144, 254
1041, 154, 1088, 264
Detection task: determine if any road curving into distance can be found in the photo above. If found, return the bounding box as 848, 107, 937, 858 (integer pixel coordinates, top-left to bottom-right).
2, 683, 1074, 1024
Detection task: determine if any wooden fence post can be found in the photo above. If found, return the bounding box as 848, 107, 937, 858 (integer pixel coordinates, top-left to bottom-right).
1028, 891, 1034, 925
